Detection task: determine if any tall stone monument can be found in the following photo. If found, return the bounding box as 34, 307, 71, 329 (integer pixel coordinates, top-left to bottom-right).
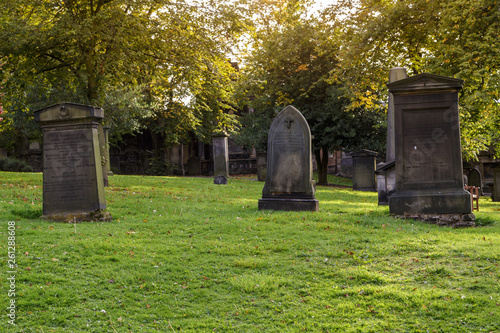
212, 133, 229, 184
387, 73, 474, 226
376, 67, 407, 205
258, 105, 318, 211
492, 166, 500, 202
35, 102, 112, 222
352, 150, 378, 192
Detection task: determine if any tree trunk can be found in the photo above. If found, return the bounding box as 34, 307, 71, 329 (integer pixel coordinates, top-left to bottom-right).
315, 147, 329, 185
85, 55, 99, 102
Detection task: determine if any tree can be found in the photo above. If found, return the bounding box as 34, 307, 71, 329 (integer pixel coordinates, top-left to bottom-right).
0, 0, 248, 155
428, 0, 500, 160
235, 0, 386, 184
325, 0, 500, 160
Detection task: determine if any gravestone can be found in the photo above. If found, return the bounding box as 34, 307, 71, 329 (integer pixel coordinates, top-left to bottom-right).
493, 167, 500, 202
352, 150, 378, 192
467, 168, 482, 194
387, 73, 473, 226
375, 161, 395, 205
259, 105, 318, 211
376, 67, 407, 205
187, 156, 202, 176
103, 124, 113, 178
97, 124, 109, 186
256, 152, 267, 182
212, 133, 229, 184
34, 102, 112, 222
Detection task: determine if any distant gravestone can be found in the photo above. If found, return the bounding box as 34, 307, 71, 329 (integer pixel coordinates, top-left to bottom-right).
387, 73, 474, 226
97, 124, 109, 187
103, 124, 113, 178
34, 102, 112, 222
187, 156, 201, 176
256, 152, 267, 182
375, 161, 395, 205
493, 167, 500, 202
352, 150, 378, 192
212, 133, 229, 185
467, 168, 482, 194
376, 67, 407, 205
258, 105, 318, 211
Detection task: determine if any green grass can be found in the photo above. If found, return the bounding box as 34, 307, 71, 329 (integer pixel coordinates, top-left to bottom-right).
1, 171, 500, 332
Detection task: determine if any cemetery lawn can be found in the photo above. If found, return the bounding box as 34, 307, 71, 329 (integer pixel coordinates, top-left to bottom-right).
1, 172, 500, 333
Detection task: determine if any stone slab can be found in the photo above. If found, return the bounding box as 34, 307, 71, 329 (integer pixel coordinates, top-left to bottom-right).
394, 213, 475, 228
389, 189, 472, 215
258, 198, 319, 212
352, 150, 377, 192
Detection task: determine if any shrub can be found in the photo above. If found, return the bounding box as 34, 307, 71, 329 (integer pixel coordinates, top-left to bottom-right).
144, 157, 174, 176
0, 156, 34, 172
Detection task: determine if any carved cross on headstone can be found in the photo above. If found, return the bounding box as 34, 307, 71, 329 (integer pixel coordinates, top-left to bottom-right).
284, 118, 294, 129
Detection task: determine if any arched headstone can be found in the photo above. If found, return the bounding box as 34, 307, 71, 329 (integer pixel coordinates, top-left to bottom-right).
467, 168, 482, 194
258, 105, 318, 211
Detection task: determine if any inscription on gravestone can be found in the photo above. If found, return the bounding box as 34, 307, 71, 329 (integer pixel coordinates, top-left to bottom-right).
35, 102, 111, 222
259, 105, 318, 211
43, 130, 99, 208
387, 74, 473, 226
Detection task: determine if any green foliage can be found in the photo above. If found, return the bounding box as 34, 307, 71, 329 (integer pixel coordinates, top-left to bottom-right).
326, 0, 500, 160
0, 156, 33, 172
0, 0, 249, 153
144, 156, 174, 176
1, 172, 499, 332
235, 3, 386, 183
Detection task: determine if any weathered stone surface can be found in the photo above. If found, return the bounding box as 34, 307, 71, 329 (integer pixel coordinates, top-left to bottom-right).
187, 156, 201, 176
394, 213, 476, 228
256, 152, 267, 182
386, 67, 408, 161
467, 168, 482, 194
214, 175, 228, 185
377, 68, 408, 206
387, 73, 472, 218
34, 102, 111, 222
352, 150, 377, 192
212, 134, 229, 184
259, 105, 318, 211
375, 161, 395, 205
493, 167, 500, 202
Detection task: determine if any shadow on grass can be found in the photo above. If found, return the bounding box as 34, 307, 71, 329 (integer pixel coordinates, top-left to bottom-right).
11, 207, 43, 219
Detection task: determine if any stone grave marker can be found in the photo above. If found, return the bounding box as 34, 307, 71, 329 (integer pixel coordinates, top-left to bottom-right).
376, 67, 407, 205
467, 168, 482, 194
352, 149, 378, 192
97, 124, 109, 186
375, 161, 395, 205
34, 102, 112, 222
493, 166, 500, 202
187, 156, 202, 176
256, 152, 267, 182
212, 133, 229, 184
387, 73, 473, 226
259, 105, 318, 211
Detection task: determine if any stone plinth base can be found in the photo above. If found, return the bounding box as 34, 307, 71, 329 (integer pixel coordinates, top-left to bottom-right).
389, 189, 472, 215
258, 198, 319, 212
42, 210, 112, 223
393, 213, 475, 228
